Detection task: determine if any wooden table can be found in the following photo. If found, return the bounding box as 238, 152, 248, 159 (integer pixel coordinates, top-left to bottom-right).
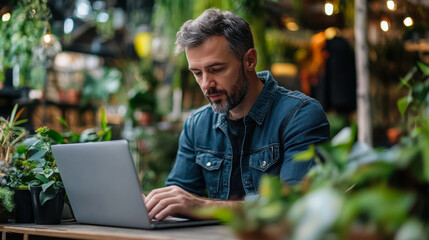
0, 222, 238, 240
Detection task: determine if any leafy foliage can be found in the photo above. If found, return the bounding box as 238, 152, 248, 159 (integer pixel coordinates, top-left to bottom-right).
1, 107, 112, 207
199, 62, 429, 239
0, 0, 51, 83
0, 104, 28, 165
26, 127, 64, 205
0, 187, 14, 212
398, 61, 429, 134
80, 67, 121, 106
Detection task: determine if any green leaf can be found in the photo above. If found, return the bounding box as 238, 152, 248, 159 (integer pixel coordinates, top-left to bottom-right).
259, 175, 283, 200
257, 201, 284, 221
396, 219, 427, 240
15, 145, 28, 154
293, 145, 315, 161
23, 137, 38, 147
42, 169, 54, 178
57, 117, 69, 129
28, 148, 48, 161
102, 129, 112, 141
417, 61, 429, 76
27, 139, 50, 160
8, 104, 18, 127
10, 130, 27, 146
100, 107, 107, 131
35, 174, 49, 184
46, 129, 64, 144
399, 76, 411, 89
79, 129, 99, 142
194, 207, 233, 223
398, 96, 410, 116
331, 127, 353, 147
339, 187, 415, 227
41, 181, 55, 192
39, 190, 56, 206
14, 119, 28, 126
402, 66, 417, 84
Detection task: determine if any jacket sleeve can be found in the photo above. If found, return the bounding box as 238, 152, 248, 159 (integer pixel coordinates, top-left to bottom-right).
280, 99, 330, 185
165, 117, 206, 196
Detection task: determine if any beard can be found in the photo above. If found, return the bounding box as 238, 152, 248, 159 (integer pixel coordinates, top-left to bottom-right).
205, 67, 249, 114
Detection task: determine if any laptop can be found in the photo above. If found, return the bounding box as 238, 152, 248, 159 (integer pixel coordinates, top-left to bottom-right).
52, 139, 218, 229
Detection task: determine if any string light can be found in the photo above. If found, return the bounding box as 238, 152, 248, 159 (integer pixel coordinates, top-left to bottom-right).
387, 0, 396, 11
282, 16, 299, 31
2, 12, 11, 22
64, 18, 74, 34
324, 2, 334, 16
380, 20, 390, 32
403, 17, 414, 27
43, 33, 52, 44
286, 21, 299, 31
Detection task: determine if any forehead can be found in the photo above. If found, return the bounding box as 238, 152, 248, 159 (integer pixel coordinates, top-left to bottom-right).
186, 36, 237, 69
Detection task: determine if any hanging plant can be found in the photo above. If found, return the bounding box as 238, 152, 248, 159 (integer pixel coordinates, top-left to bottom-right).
0, 0, 51, 84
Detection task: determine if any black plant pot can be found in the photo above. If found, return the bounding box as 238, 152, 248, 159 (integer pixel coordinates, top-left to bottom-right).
30, 186, 65, 224
13, 189, 34, 223
0, 206, 9, 223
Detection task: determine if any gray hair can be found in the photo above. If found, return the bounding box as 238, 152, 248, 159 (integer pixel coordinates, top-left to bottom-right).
175, 8, 254, 61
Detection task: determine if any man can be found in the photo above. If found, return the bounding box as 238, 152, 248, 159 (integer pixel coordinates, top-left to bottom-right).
145, 8, 330, 220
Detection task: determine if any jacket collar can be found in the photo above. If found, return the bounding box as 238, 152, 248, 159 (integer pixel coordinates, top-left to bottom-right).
215, 71, 277, 128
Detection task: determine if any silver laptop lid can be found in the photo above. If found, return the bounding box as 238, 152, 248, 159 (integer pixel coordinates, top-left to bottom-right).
52, 140, 151, 229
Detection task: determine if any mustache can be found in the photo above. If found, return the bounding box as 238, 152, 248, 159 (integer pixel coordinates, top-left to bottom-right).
204, 88, 227, 96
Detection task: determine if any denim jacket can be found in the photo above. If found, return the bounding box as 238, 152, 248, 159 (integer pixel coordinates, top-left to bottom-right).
166, 71, 330, 199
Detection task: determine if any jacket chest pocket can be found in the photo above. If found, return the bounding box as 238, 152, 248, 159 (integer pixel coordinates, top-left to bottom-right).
249, 145, 281, 186
196, 152, 225, 195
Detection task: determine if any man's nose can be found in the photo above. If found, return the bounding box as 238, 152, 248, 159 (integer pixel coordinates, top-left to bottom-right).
201, 72, 215, 90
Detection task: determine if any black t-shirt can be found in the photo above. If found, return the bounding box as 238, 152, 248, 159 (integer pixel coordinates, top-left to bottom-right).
226, 117, 246, 200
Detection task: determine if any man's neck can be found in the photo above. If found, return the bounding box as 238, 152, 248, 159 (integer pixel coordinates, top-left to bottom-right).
228, 74, 264, 120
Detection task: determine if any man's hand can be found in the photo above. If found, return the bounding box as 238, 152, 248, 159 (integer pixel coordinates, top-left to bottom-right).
145, 185, 206, 220
145, 185, 244, 221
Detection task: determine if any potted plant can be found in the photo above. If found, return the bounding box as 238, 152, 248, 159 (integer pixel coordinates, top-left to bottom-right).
19, 108, 111, 224
0, 187, 14, 223
1, 106, 112, 224
2, 126, 64, 224
0, 104, 34, 223
127, 60, 159, 126
2, 142, 38, 223
23, 127, 64, 224
80, 67, 121, 106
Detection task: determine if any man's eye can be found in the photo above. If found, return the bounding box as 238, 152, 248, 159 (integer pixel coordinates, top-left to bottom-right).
212, 68, 223, 73
193, 72, 202, 77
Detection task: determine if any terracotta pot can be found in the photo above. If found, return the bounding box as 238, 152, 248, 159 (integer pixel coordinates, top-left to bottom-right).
387, 127, 402, 144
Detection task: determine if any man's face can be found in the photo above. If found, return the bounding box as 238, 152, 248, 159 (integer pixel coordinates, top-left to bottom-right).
186, 36, 248, 114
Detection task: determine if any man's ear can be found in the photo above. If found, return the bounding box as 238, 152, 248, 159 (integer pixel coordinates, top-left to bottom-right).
243, 48, 257, 71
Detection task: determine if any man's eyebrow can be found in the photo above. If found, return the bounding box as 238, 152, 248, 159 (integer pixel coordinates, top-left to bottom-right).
189, 62, 226, 71
204, 62, 226, 69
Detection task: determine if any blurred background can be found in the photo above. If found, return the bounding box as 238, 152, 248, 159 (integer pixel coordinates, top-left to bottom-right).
1, 0, 428, 190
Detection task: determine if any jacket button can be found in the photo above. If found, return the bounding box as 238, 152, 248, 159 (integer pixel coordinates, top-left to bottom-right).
206, 162, 212, 167
262, 161, 267, 167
